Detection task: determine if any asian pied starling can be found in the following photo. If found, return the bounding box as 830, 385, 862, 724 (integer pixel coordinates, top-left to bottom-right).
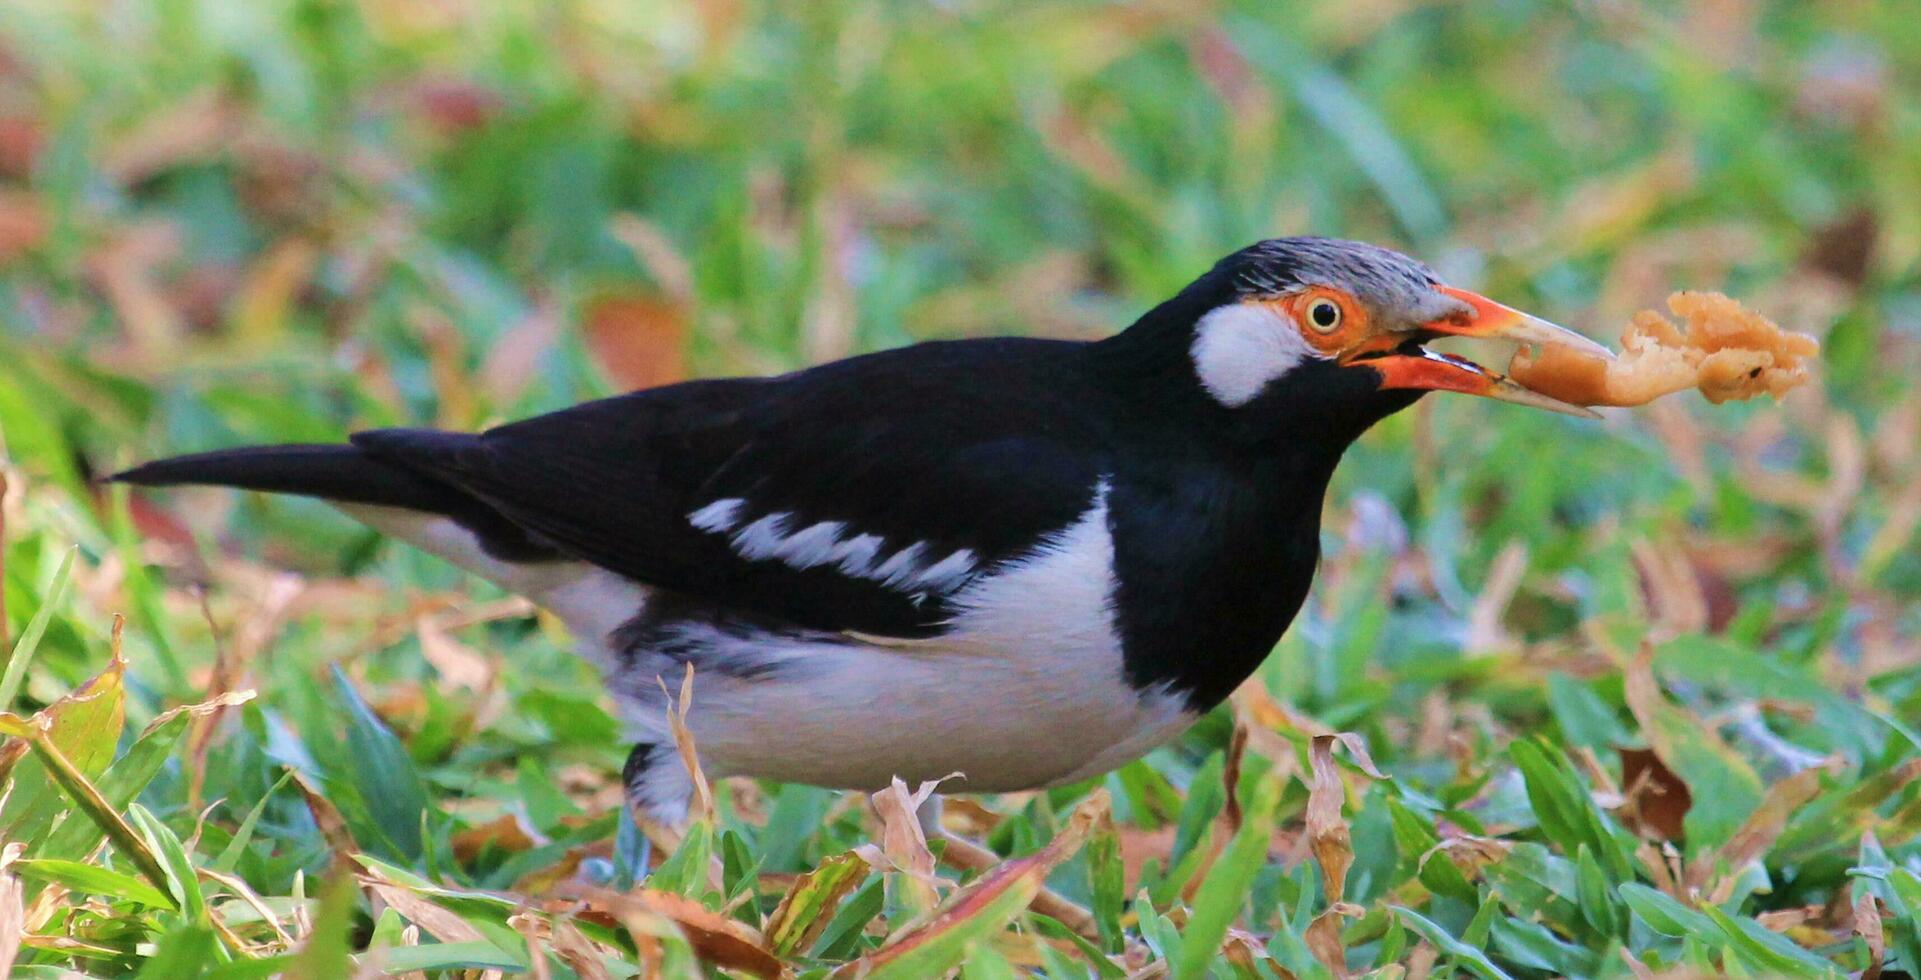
113, 237, 1610, 823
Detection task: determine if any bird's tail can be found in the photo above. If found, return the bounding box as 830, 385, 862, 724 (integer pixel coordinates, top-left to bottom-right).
107, 443, 474, 515
110, 439, 564, 569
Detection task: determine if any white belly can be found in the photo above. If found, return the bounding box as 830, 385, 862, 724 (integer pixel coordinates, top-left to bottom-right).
651, 636, 1193, 793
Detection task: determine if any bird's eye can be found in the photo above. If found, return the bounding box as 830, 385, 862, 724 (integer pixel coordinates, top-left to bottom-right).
1306, 299, 1343, 333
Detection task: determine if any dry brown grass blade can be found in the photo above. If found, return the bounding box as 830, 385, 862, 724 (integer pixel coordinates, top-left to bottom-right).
934, 830, 1099, 941
1465, 540, 1528, 654
88, 220, 186, 358
764, 850, 871, 956
479, 301, 565, 407
549, 915, 614, 980
189, 575, 295, 808
1636, 839, 1687, 900
660, 664, 715, 824
1222, 720, 1248, 832
416, 614, 495, 693
232, 237, 318, 341
1225, 927, 1299, 980
1689, 758, 1836, 898
842, 789, 1110, 978
1230, 691, 1301, 787
361, 876, 487, 945
138, 691, 259, 738
413, 306, 477, 428
562, 885, 781, 980
1630, 539, 1707, 637
1622, 642, 1683, 769
290, 771, 360, 871
1854, 890, 1884, 980
0, 740, 27, 794
508, 912, 555, 980
198, 866, 295, 947
609, 214, 695, 302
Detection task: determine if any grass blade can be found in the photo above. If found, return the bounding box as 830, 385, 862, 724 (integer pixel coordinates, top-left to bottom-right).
0, 547, 73, 709
1173, 777, 1280, 980
13, 858, 174, 908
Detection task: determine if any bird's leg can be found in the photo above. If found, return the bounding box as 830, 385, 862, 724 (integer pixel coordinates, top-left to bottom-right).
916, 793, 1102, 942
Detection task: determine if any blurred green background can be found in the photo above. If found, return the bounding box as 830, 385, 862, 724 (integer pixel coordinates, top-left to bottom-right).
0, 0, 1917, 976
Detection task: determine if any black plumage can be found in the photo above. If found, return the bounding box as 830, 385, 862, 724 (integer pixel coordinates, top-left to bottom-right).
112, 237, 1591, 816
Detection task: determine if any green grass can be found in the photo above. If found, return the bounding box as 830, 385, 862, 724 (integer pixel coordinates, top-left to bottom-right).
0, 0, 1918, 975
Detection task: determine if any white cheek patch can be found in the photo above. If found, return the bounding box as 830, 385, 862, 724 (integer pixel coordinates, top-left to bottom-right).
1189, 302, 1325, 407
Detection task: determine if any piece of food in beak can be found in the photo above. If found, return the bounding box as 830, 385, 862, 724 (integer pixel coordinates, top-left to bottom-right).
1508, 291, 1819, 407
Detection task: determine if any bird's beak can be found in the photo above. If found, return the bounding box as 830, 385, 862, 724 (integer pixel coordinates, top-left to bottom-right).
1352, 285, 1611, 419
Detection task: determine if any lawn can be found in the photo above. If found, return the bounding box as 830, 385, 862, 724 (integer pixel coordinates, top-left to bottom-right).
0, 0, 1917, 976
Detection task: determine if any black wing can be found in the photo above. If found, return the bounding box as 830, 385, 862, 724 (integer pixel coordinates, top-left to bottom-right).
352, 338, 1110, 637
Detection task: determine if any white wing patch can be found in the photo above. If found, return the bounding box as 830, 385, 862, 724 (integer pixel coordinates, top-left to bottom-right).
910, 548, 979, 593
685, 501, 978, 597
688, 498, 745, 533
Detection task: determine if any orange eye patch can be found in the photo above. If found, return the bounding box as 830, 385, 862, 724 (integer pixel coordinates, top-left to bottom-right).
1260, 288, 1369, 356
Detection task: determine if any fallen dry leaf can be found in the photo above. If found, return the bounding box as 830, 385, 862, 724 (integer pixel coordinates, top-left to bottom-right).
1307, 735, 1353, 904
583, 291, 688, 392
1304, 734, 1379, 978
563, 885, 781, 980
868, 775, 947, 914
1617, 746, 1691, 842
452, 813, 544, 863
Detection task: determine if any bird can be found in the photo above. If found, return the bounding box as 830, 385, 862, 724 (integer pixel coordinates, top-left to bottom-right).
112, 236, 1609, 826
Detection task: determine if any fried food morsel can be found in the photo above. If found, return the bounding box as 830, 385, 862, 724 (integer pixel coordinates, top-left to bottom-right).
1508, 291, 1819, 407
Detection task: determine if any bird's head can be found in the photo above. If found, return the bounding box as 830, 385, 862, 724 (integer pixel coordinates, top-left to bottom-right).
1113, 237, 1611, 442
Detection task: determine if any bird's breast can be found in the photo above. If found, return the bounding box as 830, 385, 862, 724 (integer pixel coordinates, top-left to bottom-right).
1104, 460, 1328, 711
